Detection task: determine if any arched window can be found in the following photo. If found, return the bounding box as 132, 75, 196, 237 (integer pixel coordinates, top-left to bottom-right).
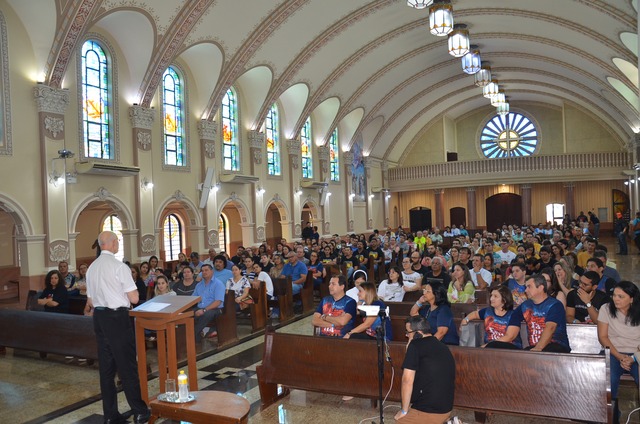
546, 203, 565, 226
301, 117, 312, 179
329, 128, 339, 182
480, 112, 538, 158
163, 213, 183, 261
266, 104, 280, 176
222, 88, 239, 171
162, 67, 185, 167
102, 215, 124, 261
81, 40, 112, 159
219, 214, 229, 254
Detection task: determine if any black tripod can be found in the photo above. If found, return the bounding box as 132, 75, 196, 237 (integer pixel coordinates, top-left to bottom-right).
374, 310, 390, 424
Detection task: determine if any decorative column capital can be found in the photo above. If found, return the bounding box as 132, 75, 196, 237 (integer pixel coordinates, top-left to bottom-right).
521, 184, 532, 190
286, 139, 300, 155
466, 186, 476, 192
380, 161, 389, 172
248, 130, 265, 147
318, 146, 329, 174
128, 105, 155, 130
343, 151, 354, 162
198, 119, 217, 140
563, 182, 575, 189
33, 84, 69, 114
434, 188, 444, 195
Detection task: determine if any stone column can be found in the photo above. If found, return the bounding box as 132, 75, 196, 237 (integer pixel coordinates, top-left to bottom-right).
287, 139, 301, 240
247, 130, 265, 240
381, 162, 390, 228
564, 182, 575, 219
129, 105, 156, 256
466, 187, 477, 229
33, 84, 70, 268
15, 234, 46, 304
343, 151, 355, 232
521, 184, 532, 226
434, 189, 445, 230
198, 120, 219, 247
364, 157, 374, 230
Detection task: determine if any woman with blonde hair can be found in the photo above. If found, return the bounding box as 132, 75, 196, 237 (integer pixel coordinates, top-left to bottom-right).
553, 261, 577, 296
343, 282, 392, 341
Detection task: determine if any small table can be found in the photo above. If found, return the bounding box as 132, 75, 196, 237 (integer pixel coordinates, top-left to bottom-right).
149, 391, 250, 424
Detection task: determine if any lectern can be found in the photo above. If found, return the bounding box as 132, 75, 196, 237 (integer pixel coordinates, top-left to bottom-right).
130, 294, 200, 402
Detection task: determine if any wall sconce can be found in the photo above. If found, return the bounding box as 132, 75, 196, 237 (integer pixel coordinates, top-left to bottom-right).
256, 186, 266, 195
349, 193, 355, 199
49, 170, 64, 187
327, 192, 332, 197
386, 194, 391, 199
295, 187, 303, 196
369, 194, 375, 199
141, 177, 154, 191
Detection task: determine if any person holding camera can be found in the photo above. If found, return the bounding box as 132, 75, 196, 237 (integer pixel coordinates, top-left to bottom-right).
394, 315, 455, 423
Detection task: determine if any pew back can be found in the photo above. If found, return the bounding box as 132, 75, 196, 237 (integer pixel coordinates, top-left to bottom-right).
257, 331, 611, 423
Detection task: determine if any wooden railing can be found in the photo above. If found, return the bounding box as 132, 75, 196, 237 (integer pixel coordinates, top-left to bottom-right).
388, 152, 631, 189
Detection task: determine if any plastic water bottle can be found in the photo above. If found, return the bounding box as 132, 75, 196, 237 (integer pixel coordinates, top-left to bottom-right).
178, 370, 189, 401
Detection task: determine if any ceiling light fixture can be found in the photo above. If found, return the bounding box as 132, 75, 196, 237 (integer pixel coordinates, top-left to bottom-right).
474, 62, 492, 87
461, 45, 481, 74
448, 24, 470, 57
497, 101, 510, 116
407, 0, 433, 9
429, 0, 453, 36
491, 91, 506, 107
483, 79, 500, 99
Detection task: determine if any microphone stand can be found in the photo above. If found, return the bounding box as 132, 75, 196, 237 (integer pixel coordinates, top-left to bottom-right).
374, 309, 388, 424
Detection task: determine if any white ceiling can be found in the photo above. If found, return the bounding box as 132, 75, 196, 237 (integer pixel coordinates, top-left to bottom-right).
8, 0, 639, 165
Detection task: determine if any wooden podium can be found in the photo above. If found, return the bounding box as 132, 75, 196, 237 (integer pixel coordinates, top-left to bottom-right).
130, 294, 200, 402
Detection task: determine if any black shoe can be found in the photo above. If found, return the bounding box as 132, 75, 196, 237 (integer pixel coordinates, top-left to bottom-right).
104, 415, 128, 424
133, 409, 151, 424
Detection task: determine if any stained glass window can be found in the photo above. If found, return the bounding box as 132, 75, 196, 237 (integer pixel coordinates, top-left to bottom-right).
163, 213, 182, 261
329, 128, 339, 182
301, 117, 312, 179
162, 67, 185, 166
81, 40, 111, 159
266, 104, 280, 176
480, 112, 538, 158
222, 88, 239, 171
102, 215, 124, 261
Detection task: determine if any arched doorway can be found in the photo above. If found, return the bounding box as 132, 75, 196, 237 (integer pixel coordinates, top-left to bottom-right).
450, 207, 466, 227
612, 189, 630, 220
486, 193, 522, 232
265, 200, 287, 248
409, 207, 432, 233
0, 194, 33, 305
75, 201, 127, 263
301, 200, 320, 239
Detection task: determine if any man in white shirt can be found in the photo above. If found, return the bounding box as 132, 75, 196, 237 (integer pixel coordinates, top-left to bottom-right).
495, 238, 517, 265
470, 254, 491, 289
86, 231, 149, 424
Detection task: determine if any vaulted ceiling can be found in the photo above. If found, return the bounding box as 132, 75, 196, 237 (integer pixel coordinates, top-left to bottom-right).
9, 0, 639, 165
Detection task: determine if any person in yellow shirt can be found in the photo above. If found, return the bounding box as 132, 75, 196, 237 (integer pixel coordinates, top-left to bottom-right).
577, 237, 597, 269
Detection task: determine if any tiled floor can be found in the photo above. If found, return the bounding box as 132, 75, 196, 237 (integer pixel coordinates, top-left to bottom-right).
2, 237, 639, 423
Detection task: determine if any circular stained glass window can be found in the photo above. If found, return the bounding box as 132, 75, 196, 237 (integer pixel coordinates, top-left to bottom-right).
480, 112, 538, 158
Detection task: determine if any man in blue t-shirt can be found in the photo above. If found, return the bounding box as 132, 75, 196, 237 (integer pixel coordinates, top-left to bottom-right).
281, 251, 308, 295
192, 264, 226, 341
312, 274, 356, 337
502, 263, 528, 306
501, 274, 570, 352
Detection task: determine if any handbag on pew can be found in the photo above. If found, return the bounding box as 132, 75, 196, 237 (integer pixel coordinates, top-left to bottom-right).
239, 295, 254, 310
459, 321, 483, 347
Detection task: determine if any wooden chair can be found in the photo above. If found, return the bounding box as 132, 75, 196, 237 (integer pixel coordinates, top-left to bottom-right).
249, 280, 267, 333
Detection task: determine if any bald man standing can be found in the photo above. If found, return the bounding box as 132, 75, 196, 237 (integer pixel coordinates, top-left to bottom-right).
86, 231, 149, 424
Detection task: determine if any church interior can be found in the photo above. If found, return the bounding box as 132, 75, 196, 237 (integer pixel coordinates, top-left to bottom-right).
0, 0, 638, 423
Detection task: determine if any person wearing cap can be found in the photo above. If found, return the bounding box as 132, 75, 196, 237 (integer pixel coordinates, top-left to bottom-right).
613, 212, 629, 255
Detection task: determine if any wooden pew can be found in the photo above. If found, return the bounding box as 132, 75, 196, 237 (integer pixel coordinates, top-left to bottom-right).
256, 331, 612, 423
272, 276, 294, 323
215, 290, 238, 347
300, 272, 315, 314
249, 280, 268, 333
0, 308, 98, 360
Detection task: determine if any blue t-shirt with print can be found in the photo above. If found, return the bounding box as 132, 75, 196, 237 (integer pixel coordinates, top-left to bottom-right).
419, 304, 459, 345
508, 296, 570, 351
364, 300, 393, 341
478, 307, 522, 348
316, 295, 357, 337
503, 278, 528, 306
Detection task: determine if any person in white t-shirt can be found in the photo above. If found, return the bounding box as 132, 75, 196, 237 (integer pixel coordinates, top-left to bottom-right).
401, 257, 423, 292
252, 262, 274, 298
377, 266, 405, 302
469, 254, 491, 289
495, 238, 517, 265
